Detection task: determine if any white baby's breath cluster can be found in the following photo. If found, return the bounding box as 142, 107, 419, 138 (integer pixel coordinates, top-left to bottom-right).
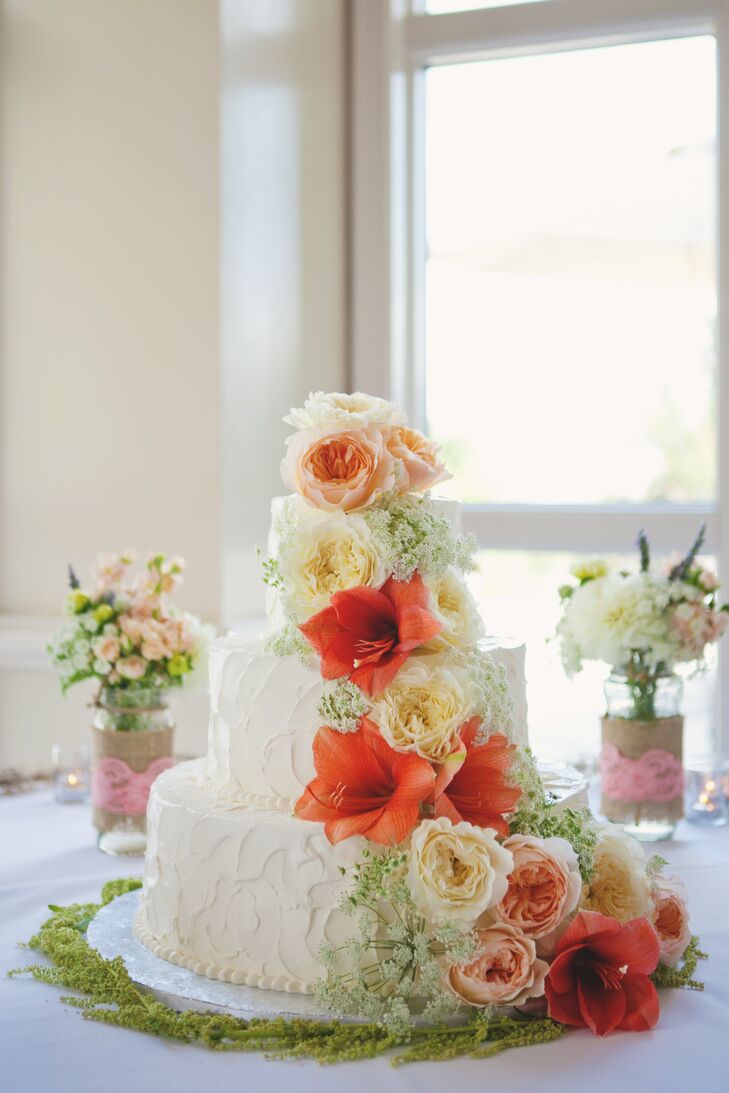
317, 679, 368, 733
363, 492, 477, 584
462, 648, 515, 740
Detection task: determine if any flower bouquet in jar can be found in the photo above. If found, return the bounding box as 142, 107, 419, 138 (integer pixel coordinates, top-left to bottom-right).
48, 551, 213, 852
556, 527, 728, 839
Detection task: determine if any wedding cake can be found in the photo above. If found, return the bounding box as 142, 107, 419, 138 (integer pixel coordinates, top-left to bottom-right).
135, 392, 584, 1002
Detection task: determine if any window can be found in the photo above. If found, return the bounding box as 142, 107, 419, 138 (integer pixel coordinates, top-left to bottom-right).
350, 0, 728, 759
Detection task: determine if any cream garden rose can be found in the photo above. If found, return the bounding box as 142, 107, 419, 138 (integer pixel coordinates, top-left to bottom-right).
407, 817, 513, 924
582, 827, 652, 922
447, 923, 548, 1008
425, 568, 485, 653
283, 391, 406, 431
278, 509, 388, 622
370, 656, 473, 763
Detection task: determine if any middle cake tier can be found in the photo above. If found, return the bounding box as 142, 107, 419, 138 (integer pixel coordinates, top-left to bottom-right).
205, 635, 529, 807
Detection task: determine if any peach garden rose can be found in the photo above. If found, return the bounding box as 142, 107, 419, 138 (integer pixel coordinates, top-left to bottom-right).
281, 425, 396, 512
652, 876, 691, 967
385, 425, 450, 493
447, 923, 548, 1008
492, 834, 582, 953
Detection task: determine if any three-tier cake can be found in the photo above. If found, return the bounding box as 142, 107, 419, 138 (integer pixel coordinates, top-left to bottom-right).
135, 392, 584, 1003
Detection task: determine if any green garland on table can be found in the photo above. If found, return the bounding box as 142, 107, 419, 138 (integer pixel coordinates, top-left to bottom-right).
651, 936, 708, 992
8, 879, 565, 1065
9, 880, 707, 1064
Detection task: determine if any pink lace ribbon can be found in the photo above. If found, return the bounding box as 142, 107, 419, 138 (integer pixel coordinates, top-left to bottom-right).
92, 756, 174, 816
600, 742, 684, 803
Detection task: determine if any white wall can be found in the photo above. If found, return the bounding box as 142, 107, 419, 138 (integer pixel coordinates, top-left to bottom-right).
220, 0, 347, 623
0, 0, 348, 771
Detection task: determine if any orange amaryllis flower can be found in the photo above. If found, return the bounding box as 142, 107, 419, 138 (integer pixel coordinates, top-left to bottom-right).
433, 719, 521, 836
294, 718, 435, 845
298, 572, 442, 697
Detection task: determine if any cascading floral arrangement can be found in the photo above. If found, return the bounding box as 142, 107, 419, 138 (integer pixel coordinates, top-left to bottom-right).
48, 551, 213, 703
259, 391, 706, 1040
555, 529, 728, 720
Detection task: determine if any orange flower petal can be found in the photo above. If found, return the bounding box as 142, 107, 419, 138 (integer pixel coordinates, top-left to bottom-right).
577, 970, 627, 1036
299, 606, 340, 657
590, 917, 661, 977
331, 585, 396, 638
396, 604, 443, 650
618, 976, 660, 1032
351, 650, 410, 696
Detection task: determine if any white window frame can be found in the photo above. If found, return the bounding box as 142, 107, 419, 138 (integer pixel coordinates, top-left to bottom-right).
349, 0, 729, 751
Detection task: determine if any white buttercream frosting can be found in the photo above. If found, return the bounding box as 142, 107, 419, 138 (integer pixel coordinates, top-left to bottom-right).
135, 760, 363, 994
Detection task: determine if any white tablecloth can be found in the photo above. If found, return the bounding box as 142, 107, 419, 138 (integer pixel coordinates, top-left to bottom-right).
2, 788, 728, 1093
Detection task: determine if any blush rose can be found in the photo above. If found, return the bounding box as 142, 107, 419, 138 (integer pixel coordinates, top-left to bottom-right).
447, 923, 548, 1007
281, 425, 396, 512
492, 834, 582, 953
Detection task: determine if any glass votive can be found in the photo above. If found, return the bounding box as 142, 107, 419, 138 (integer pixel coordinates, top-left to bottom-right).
685, 764, 729, 826
52, 744, 91, 804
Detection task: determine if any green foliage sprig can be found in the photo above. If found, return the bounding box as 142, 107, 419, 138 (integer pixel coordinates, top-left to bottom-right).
9, 880, 565, 1065
508, 748, 598, 883
651, 935, 707, 992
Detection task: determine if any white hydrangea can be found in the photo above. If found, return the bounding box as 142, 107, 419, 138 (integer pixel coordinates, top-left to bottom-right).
557, 572, 680, 674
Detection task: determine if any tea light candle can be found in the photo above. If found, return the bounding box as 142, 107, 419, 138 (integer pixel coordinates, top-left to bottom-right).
685, 766, 729, 826
52, 744, 90, 804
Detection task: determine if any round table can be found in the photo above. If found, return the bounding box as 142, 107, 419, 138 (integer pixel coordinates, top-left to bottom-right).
2, 787, 728, 1093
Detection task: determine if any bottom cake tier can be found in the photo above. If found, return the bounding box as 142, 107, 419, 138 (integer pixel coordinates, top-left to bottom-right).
137, 759, 591, 997
134, 760, 363, 994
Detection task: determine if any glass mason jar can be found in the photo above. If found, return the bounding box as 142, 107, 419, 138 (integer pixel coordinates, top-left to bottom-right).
600, 669, 684, 842
90, 686, 175, 855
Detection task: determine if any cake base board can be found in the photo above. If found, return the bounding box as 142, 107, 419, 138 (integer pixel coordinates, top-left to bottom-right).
87, 890, 354, 1022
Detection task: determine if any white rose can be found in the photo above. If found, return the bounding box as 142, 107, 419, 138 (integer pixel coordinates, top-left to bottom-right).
283, 390, 406, 431
582, 826, 652, 922
425, 568, 485, 652
370, 655, 473, 763
278, 508, 388, 622
408, 817, 513, 924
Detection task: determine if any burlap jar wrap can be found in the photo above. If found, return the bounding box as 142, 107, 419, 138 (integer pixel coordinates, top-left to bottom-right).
600, 715, 684, 825
90, 723, 175, 834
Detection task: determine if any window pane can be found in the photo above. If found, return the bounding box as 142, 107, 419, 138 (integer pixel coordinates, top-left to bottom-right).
425, 38, 717, 504
469, 550, 719, 766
